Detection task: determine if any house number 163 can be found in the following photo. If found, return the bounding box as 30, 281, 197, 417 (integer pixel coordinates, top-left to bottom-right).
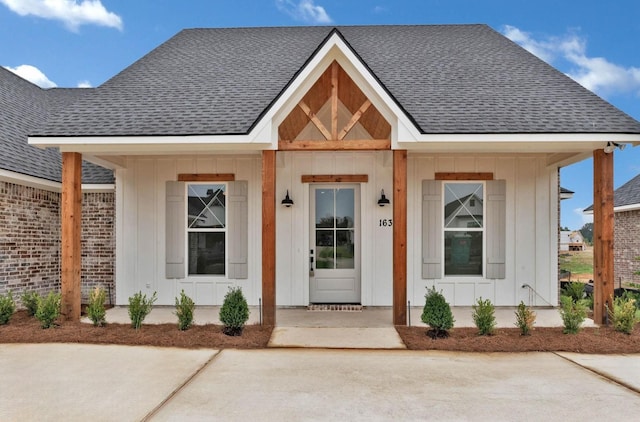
379, 219, 393, 227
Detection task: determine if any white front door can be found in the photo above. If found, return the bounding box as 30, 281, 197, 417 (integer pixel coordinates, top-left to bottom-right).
309, 185, 360, 303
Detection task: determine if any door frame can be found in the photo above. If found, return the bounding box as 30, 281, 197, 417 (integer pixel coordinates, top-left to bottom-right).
308, 183, 361, 304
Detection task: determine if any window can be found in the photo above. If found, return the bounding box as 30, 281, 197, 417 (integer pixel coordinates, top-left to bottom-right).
314, 188, 355, 269
187, 183, 226, 275
422, 179, 505, 280
443, 182, 484, 276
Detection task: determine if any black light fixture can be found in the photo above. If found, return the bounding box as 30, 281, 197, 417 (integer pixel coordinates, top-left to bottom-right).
377, 189, 390, 207
604, 141, 626, 154
281, 190, 294, 207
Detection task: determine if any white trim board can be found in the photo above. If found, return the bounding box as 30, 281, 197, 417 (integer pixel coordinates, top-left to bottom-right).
0, 169, 114, 193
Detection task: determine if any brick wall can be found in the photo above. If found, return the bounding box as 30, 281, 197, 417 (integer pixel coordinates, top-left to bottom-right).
614, 209, 640, 286
0, 182, 61, 298
82, 192, 115, 304
0, 181, 115, 305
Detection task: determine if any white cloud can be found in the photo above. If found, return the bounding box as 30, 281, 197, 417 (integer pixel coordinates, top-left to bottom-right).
502, 25, 640, 97
0, 0, 123, 31
4, 64, 57, 88
276, 0, 332, 24
77, 80, 92, 88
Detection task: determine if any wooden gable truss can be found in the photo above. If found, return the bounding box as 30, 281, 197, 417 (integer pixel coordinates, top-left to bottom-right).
278, 61, 391, 151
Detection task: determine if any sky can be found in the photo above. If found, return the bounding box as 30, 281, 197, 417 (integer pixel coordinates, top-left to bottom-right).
1, 0, 639, 230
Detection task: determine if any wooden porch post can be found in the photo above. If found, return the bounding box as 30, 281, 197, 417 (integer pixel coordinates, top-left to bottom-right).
593, 149, 614, 325
262, 150, 277, 326
393, 150, 407, 325
61, 152, 82, 321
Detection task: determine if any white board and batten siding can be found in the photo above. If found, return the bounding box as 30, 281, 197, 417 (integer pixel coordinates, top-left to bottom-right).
275, 151, 394, 307
115, 155, 262, 306
407, 154, 559, 307
115, 152, 559, 308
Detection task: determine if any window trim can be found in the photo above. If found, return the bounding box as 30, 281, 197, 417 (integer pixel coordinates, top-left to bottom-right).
422, 178, 505, 281
442, 180, 486, 278
186, 182, 228, 277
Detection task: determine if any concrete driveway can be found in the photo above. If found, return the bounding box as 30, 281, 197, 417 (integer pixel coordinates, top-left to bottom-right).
1, 344, 639, 421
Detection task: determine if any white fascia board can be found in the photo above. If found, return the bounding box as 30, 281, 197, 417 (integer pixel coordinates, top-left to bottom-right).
28, 134, 271, 154
81, 183, 115, 193
399, 133, 640, 153
614, 203, 640, 213
584, 203, 640, 215
0, 169, 114, 193
0, 169, 61, 192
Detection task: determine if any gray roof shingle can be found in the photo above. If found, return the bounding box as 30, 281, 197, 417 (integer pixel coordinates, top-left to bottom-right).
0, 67, 113, 184
613, 173, 640, 208
33, 25, 640, 138
584, 173, 640, 211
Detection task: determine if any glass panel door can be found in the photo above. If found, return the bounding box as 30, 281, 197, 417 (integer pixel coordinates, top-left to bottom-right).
310, 185, 360, 303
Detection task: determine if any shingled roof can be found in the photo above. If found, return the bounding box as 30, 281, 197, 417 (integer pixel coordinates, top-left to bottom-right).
584, 173, 640, 212
0, 67, 114, 184
34, 24, 640, 138
613, 174, 640, 208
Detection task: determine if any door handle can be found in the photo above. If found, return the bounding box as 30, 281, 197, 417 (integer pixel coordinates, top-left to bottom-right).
309, 249, 314, 273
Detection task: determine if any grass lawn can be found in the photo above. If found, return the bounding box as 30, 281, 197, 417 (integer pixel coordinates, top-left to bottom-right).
559, 247, 593, 280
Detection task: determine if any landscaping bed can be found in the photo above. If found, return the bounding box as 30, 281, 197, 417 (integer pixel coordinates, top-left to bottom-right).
396, 325, 640, 353
2, 310, 639, 353
0, 310, 272, 349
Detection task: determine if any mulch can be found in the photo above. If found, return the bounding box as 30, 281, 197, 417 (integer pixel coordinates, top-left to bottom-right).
396, 325, 640, 354
2, 310, 640, 353
0, 310, 272, 349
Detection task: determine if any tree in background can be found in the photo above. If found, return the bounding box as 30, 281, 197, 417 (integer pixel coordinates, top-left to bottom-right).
579, 222, 593, 244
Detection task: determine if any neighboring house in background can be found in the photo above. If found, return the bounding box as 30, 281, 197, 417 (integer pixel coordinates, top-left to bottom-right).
586, 173, 640, 285
0, 67, 115, 303
560, 230, 586, 251
17, 25, 640, 324
560, 187, 574, 200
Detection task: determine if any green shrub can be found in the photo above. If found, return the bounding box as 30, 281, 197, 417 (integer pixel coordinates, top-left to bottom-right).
87, 287, 107, 327
559, 295, 587, 334
35, 292, 61, 329
219, 286, 249, 336
175, 290, 195, 331
623, 290, 640, 310
561, 282, 585, 302
21, 290, 39, 316
584, 294, 594, 311
514, 301, 536, 336
421, 286, 454, 338
472, 297, 496, 336
0, 291, 16, 325
608, 295, 639, 335
128, 291, 157, 329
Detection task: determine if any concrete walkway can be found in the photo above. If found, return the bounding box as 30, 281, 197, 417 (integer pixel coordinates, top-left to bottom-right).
1, 344, 639, 421
96, 306, 596, 349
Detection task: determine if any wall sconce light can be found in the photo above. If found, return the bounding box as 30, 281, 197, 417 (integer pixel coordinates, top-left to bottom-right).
281, 190, 294, 207
377, 189, 390, 207
604, 141, 626, 154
